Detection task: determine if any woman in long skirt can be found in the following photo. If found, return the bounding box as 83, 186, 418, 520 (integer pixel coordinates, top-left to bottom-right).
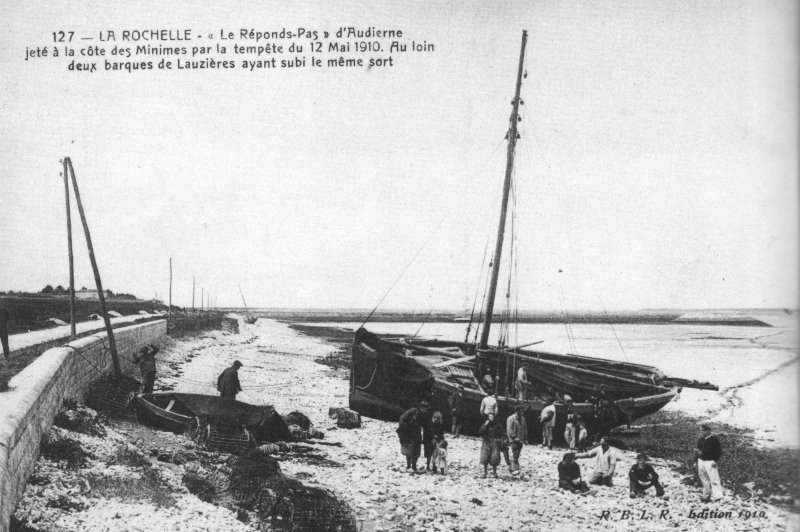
479, 414, 505, 478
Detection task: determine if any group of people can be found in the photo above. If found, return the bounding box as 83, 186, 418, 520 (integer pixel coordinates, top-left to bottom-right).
133, 343, 245, 401
399, 392, 725, 503
396, 401, 449, 474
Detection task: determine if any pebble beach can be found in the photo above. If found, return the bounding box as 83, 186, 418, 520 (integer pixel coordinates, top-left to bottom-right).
13, 318, 799, 531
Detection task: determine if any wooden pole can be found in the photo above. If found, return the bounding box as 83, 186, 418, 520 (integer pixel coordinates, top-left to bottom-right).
65, 158, 122, 377
201, 287, 204, 312
168, 258, 172, 324
479, 30, 527, 349
62, 158, 76, 339
192, 275, 195, 312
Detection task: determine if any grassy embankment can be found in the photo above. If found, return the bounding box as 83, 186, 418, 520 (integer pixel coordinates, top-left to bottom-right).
289, 323, 798, 512
0, 295, 168, 334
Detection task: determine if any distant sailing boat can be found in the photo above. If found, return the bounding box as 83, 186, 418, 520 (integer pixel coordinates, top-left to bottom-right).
238, 285, 258, 324
349, 31, 716, 438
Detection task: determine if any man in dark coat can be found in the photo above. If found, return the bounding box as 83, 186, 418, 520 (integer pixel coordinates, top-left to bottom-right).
448, 385, 466, 437
398, 401, 429, 471
629, 453, 667, 498
217, 360, 243, 399
133, 344, 159, 394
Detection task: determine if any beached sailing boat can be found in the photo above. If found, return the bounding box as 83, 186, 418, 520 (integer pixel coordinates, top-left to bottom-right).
349, 31, 716, 439
239, 284, 258, 324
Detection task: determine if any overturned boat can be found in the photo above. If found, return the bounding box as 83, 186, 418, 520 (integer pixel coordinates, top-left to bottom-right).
349, 31, 716, 439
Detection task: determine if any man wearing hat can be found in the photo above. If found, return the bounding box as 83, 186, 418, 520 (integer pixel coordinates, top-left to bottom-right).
695, 424, 723, 501
506, 404, 528, 476
217, 360, 243, 399
539, 399, 557, 449
448, 385, 466, 437
629, 453, 667, 498
133, 344, 160, 394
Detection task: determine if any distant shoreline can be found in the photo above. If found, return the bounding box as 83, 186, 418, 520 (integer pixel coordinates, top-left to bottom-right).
258, 309, 777, 327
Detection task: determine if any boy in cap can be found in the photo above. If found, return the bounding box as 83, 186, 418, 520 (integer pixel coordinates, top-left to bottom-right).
506, 404, 528, 476
558, 452, 590, 494
629, 453, 667, 499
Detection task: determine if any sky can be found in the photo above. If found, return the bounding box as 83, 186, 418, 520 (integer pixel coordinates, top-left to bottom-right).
0, 0, 797, 311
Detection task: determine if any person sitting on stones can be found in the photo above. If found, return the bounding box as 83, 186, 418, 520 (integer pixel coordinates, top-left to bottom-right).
629, 453, 667, 499
575, 436, 618, 487
558, 452, 590, 494
217, 360, 243, 399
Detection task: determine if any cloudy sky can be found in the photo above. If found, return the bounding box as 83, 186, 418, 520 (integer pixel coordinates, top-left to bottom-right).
1, 0, 796, 311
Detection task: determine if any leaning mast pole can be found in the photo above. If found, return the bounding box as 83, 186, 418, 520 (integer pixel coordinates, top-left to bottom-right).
479, 30, 527, 350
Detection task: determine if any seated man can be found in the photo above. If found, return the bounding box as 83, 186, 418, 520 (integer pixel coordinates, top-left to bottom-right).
629, 453, 667, 499
575, 437, 618, 486
558, 452, 590, 493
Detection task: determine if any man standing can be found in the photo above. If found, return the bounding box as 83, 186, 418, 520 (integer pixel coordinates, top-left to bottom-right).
695, 424, 723, 502
539, 399, 557, 449
575, 436, 618, 487
398, 401, 429, 472
448, 385, 465, 437
515, 365, 531, 401
133, 344, 159, 394
564, 396, 577, 449
629, 453, 667, 499
480, 391, 498, 419
0, 307, 9, 359
506, 405, 527, 476
217, 360, 243, 399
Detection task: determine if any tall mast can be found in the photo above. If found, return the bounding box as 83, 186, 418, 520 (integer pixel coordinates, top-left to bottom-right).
479, 30, 527, 349
238, 284, 249, 312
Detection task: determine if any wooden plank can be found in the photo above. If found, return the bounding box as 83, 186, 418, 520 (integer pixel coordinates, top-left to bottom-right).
166, 399, 176, 411
432, 355, 475, 368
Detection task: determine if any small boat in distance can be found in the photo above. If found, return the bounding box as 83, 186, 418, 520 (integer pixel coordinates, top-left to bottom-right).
349, 30, 717, 440
239, 284, 259, 324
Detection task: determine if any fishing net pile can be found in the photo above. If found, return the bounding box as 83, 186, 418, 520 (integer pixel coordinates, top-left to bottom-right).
182, 448, 358, 531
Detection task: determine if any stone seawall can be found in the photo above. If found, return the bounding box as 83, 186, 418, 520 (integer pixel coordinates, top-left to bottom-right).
0, 320, 166, 531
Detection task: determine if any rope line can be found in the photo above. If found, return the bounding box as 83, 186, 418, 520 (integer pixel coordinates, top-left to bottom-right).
359, 214, 448, 329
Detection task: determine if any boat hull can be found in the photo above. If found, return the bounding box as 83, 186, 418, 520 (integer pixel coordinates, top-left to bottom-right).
349, 328, 679, 441
136, 392, 291, 441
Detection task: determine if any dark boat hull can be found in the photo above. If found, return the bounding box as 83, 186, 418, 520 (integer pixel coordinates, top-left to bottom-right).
136, 392, 291, 441
349, 328, 679, 440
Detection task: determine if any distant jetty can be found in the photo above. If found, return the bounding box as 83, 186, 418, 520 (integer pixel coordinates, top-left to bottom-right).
228, 308, 779, 327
